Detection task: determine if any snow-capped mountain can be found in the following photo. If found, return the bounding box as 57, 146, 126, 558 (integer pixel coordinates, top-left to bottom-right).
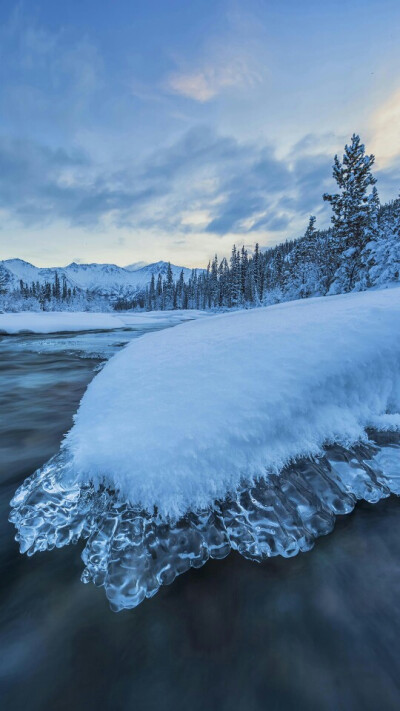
0, 258, 194, 298
124, 261, 148, 272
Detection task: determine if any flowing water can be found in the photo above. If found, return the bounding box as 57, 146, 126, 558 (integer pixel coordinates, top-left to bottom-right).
2, 327, 400, 710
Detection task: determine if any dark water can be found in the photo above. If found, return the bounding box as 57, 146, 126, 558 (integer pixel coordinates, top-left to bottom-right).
2, 330, 400, 710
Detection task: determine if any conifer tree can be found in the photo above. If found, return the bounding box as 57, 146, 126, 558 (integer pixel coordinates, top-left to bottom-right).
252, 243, 262, 304
368, 195, 400, 285
148, 273, 156, 310
229, 245, 241, 306
62, 275, 68, 300
323, 134, 377, 292
163, 262, 174, 309
0, 266, 9, 294
176, 269, 185, 308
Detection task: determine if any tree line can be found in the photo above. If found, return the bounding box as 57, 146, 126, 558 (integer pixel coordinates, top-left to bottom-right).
18, 271, 77, 304
2, 271, 111, 312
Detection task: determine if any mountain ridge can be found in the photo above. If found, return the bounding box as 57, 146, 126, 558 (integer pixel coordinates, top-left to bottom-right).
0, 258, 197, 298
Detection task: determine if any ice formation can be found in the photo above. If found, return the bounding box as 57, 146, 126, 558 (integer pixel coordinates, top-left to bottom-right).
9, 434, 400, 610
9, 288, 400, 610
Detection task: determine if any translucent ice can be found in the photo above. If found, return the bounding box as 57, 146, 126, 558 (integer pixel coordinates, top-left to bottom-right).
10, 433, 400, 611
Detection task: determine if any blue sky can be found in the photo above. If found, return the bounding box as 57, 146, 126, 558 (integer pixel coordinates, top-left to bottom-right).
1, 0, 400, 267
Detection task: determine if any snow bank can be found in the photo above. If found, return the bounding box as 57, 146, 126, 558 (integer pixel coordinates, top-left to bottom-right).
0, 309, 206, 334
64, 288, 400, 518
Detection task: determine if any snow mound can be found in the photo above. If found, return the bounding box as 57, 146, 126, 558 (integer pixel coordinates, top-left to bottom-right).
62, 288, 400, 518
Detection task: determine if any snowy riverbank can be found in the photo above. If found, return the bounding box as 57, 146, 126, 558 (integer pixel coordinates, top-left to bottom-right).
62, 287, 400, 518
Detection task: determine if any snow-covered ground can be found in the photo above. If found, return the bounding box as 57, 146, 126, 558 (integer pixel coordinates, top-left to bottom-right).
0, 309, 207, 334
61, 287, 400, 518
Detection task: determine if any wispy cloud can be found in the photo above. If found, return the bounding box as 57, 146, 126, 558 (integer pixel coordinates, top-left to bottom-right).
164, 7, 265, 103
369, 87, 400, 169
167, 57, 261, 102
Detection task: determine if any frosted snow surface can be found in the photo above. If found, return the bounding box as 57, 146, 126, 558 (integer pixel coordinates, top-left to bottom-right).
63, 287, 400, 519
0, 309, 206, 334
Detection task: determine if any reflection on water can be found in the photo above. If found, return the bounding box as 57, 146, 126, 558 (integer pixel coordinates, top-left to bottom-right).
2, 329, 400, 710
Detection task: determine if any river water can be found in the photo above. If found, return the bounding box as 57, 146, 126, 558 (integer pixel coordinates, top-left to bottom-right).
1, 327, 400, 710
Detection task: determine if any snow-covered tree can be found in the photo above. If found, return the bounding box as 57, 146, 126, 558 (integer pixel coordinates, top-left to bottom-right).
368, 196, 400, 286
323, 134, 377, 293
0, 266, 9, 295
163, 262, 174, 309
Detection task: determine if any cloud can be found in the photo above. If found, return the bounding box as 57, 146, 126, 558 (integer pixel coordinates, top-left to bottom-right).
0, 127, 320, 239
167, 57, 261, 102
1, 124, 396, 249
0, 7, 102, 137
204, 148, 292, 234
136, 130, 334, 238
140, 126, 242, 180
165, 10, 265, 103
376, 158, 400, 201
369, 87, 400, 168
289, 132, 346, 160
0, 136, 165, 227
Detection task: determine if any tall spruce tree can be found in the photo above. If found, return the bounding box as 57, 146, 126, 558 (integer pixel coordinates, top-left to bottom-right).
323, 134, 377, 293
163, 262, 174, 309
148, 273, 156, 310
252, 243, 262, 304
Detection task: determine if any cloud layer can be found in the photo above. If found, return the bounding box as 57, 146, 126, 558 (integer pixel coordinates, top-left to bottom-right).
1, 2, 399, 266
0, 127, 338, 244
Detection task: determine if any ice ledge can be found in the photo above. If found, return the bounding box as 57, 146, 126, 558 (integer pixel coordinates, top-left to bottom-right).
9, 431, 400, 611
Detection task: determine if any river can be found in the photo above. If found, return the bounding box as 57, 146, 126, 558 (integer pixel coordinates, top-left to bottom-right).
1, 326, 400, 711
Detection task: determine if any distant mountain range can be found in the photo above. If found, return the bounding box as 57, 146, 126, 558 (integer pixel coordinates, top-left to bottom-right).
0, 259, 196, 298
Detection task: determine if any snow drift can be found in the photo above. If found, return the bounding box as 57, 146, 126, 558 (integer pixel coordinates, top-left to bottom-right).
61, 287, 400, 518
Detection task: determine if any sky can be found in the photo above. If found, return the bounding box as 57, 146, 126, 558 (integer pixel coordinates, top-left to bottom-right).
0, 0, 400, 268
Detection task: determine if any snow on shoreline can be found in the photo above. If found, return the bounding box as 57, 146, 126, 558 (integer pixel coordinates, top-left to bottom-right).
0, 309, 207, 334
62, 287, 400, 519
